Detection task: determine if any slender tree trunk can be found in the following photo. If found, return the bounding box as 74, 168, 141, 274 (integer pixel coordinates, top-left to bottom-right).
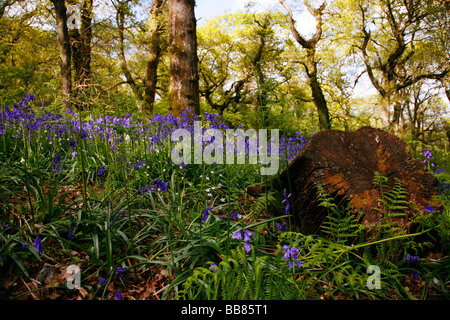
144, 0, 166, 115
80, 0, 93, 87
51, 0, 72, 109
116, 0, 144, 111
306, 49, 330, 130
279, 0, 331, 130
168, 0, 200, 118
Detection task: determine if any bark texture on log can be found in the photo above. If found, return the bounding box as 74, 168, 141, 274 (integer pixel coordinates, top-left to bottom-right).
248, 126, 442, 235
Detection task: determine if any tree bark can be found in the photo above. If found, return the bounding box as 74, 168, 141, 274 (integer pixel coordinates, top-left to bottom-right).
144, 0, 166, 115
79, 0, 93, 87
51, 0, 72, 109
168, 0, 200, 118
116, 0, 144, 111
67, 0, 92, 101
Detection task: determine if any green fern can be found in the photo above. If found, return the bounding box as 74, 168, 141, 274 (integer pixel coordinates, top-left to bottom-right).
372, 172, 409, 219
317, 186, 363, 245
368, 172, 410, 266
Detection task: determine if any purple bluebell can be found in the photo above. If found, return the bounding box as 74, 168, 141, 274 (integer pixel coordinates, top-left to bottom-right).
231, 230, 242, 240
243, 229, 252, 242
406, 254, 420, 266
282, 245, 303, 269
150, 179, 168, 193
209, 263, 218, 273
115, 266, 127, 279
243, 241, 252, 254
282, 189, 291, 215
33, 235, 43, 256
98, 166, 107, 176
201, 207, 213, 223
114, 291, 123, 300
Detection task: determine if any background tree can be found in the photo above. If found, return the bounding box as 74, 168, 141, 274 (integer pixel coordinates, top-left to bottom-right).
168, 0, 200, 117
0, 1, 58, 105
67, 0, 93, 109
144, 0, 167, 115
349, 0, 449, 131
198, 11, 311, 130
51, 0, 72, 109
279, 0, 331, 130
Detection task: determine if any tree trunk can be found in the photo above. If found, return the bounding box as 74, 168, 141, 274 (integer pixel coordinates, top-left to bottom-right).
79, 0, 93, 87
168, 0, 200, 118
279, 0, 331, 130
144, 0, 166, 115
116, 0, 144, 111
51, 0, 72, 109
247, 127, 442, 236
306, 50, 330, 130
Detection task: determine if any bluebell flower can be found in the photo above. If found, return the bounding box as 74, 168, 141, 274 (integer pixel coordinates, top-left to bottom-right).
243, 241, 252, 254
150, 179, 168, 193
231, 230, 242, 240
423, 148, 433, 161
230, 211, 239, 220
115, 266, 127, 279
99, 277, 107, 286
209, 263, 218, 273
282, 245, 303, 269
33, 235, 43, 256
97, 166, 106, 176
68, 230, 74, 240
276, 221, 288, 231
243, 229, 252, 242
406, 254, 420, 266
53, 153, 65, 174
1, 224, 10, 232
282, 189, 291, 215
424, 205, 435, 213
114, 291, 123, 300
201, 207, 213, 223
22, 242, 28, 250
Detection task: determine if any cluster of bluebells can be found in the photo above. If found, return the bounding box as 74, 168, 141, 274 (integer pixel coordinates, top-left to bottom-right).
406, 254, 421, 280
1, 95, 308, 179
279, 131, 308, 165
422, 147, 450, 198
232, 229, 253, 254
53, 153, 65, 175
138, 179, 169, 196
423, 147, 433, 164
276, 221, 288, 231
282, 245, 303, 270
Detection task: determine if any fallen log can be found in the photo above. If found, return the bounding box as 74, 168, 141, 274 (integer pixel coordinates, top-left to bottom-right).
247, 126, 442, 235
